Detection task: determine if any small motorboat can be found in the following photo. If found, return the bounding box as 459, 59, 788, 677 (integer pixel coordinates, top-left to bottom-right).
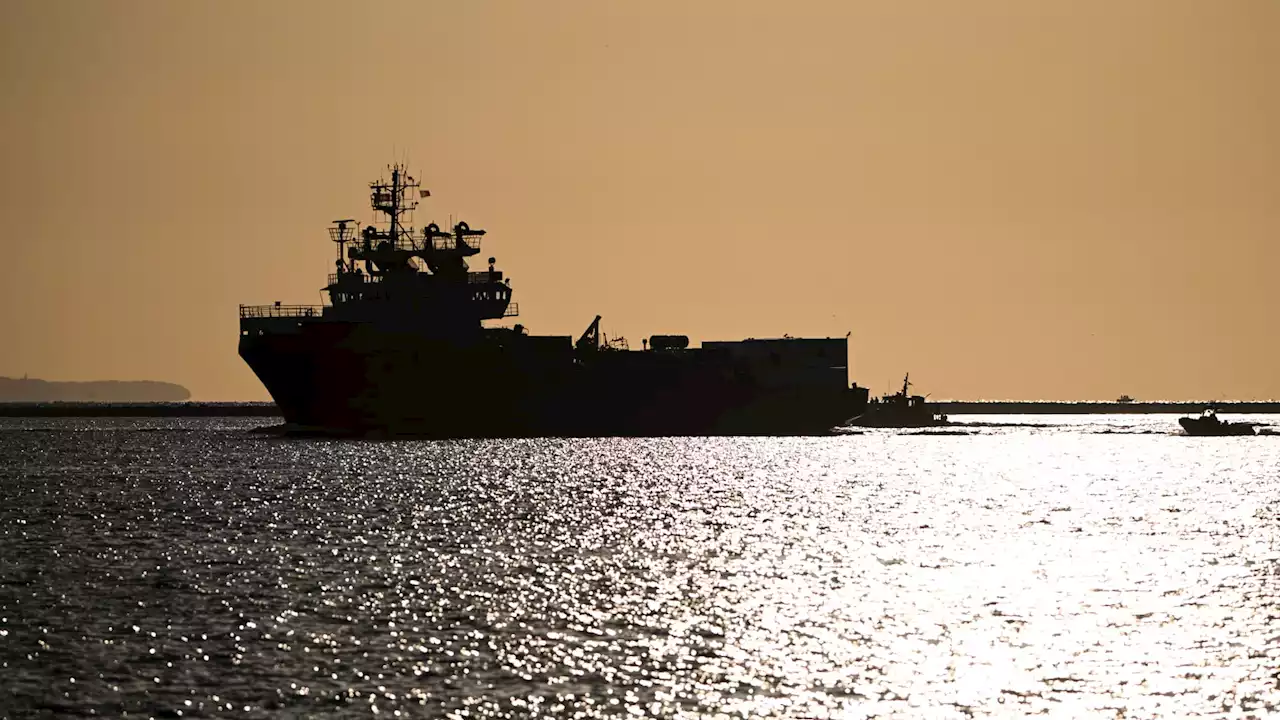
1179, 408, 1256, 436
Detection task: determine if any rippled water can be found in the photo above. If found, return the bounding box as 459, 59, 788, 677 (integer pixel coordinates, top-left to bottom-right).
3, 415, 1280, 718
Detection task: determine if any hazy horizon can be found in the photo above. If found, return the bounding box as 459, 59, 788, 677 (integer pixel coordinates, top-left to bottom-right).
3, 0, 1277, 401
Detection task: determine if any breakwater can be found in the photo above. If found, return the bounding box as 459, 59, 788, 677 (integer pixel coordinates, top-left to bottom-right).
936, 401, 1280, 414
2, 400, 1278, 418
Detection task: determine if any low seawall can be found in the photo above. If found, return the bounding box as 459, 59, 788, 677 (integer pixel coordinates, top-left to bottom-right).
1, 400, 1277, 418
937, 401, 1280, 414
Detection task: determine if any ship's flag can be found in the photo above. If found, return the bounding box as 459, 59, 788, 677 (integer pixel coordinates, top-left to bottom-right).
419, 189, 431, 198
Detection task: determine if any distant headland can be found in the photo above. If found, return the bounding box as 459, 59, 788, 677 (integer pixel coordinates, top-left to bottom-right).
0, 376, 191, 403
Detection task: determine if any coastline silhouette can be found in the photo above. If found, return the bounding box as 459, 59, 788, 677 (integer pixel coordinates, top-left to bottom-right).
0, 376, 190, 403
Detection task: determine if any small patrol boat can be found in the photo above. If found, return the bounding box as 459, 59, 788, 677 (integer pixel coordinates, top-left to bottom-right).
1178, 408, 1256, 436
846, 373, 949, 428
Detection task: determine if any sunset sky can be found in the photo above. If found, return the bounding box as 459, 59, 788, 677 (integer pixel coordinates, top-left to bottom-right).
1, 0, 1277, 401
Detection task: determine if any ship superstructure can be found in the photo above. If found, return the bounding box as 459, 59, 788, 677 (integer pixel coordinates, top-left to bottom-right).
243, 165, 516, 332
323, 166, 516, 328
239, 162, 868, 437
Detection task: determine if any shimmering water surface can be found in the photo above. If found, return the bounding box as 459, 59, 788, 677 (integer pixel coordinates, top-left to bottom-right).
3, 415, 1280, 718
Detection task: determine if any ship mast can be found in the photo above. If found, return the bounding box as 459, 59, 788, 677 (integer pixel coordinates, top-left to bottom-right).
369, 163, 420, 250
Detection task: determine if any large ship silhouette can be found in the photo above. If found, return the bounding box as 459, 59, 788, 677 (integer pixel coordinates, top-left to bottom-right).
239, 163, 869, 437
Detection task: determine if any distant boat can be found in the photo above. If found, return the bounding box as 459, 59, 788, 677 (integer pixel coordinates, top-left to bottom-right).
1116, 394, 1135, 403
845, 373, 949, 428
1178, 408, 1256, 436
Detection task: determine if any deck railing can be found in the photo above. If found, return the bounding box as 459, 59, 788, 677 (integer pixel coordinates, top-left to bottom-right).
240, 304, 326, 319
240, 301, 516, 318
433, 237, 480, 252
327, 273, 388, 286
327, 272, 500, 286
345, 237, 481, 254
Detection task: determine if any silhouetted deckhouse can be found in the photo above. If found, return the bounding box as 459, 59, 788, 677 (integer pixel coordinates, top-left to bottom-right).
239, 162, 869, 437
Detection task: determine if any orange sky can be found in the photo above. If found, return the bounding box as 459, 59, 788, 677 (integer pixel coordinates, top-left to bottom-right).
1, 0, 1277, 401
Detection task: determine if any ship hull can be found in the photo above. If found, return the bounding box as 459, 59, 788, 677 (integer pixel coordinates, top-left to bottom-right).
240, 323, 867, 438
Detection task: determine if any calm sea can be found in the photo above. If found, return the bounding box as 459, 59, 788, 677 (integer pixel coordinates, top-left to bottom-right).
2, 415, 1279, 719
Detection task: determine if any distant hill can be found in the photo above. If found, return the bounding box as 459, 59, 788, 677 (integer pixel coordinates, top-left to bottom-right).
0, 376, 191, 403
